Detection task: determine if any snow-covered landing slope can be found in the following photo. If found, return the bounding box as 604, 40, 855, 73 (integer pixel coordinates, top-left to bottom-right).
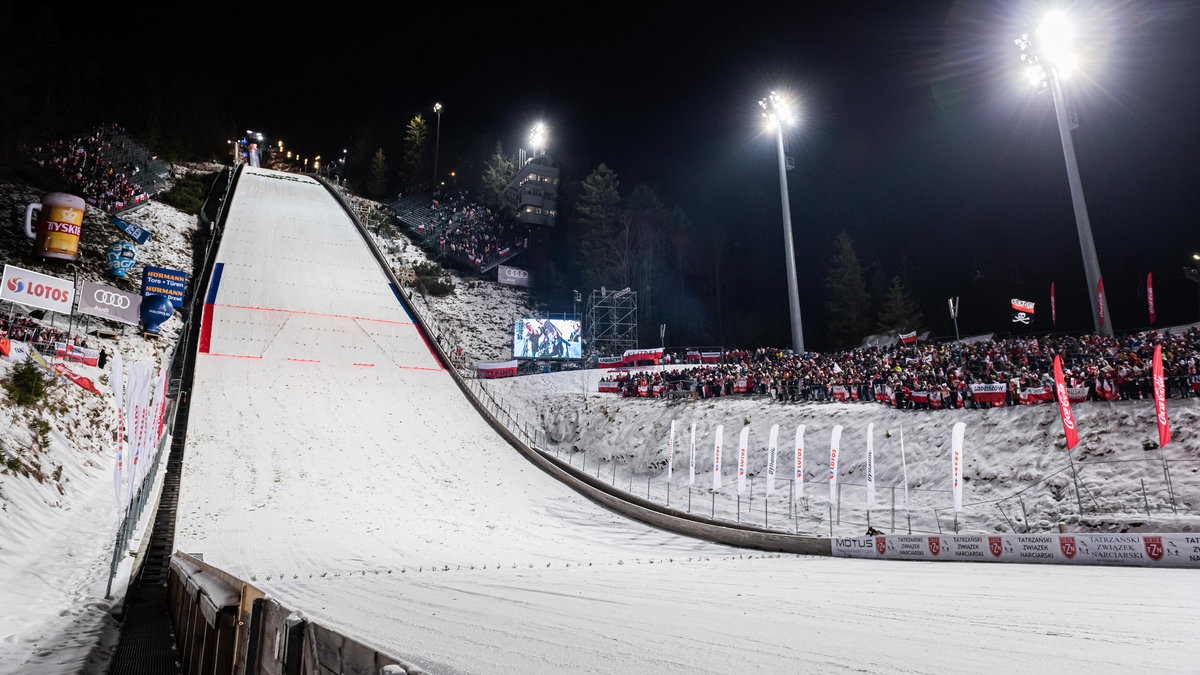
175, 170, 1199, 674
175, 168, 722, 579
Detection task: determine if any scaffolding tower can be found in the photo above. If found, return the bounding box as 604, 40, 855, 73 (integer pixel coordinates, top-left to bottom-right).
585, 287, 638, 357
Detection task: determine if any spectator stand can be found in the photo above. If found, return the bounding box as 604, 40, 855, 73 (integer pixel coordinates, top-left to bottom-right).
595, 328, 1200, 409
390, 192, 529, 274
26, 123, 169, 216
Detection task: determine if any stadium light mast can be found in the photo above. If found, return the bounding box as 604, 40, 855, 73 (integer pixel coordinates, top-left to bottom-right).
759, 90, 805, 354
432, 102, 443, 188
1015, 12, 1112, 337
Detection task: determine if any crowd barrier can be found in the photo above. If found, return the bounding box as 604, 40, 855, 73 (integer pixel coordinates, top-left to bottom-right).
168, 553, 427, 675
833, 532, 1200, 567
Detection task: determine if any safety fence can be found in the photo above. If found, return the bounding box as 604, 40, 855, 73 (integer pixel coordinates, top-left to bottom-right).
169, 552, 426, 675
467, 381, 1195, 538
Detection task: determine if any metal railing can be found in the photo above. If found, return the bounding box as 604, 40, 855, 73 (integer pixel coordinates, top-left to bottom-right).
103, 165, 238, 597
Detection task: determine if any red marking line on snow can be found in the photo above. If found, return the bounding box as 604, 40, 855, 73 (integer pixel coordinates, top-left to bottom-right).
352, 363, 375, 367
287, 358, 321, 363
202, 353, 264, 359
398, 365, 443, 372
214, 303, 413, 326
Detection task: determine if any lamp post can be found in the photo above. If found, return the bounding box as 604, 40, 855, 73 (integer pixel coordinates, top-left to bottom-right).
1016, 12, 1112, 337
759, 90, 805, 354
432, 102, 443, 188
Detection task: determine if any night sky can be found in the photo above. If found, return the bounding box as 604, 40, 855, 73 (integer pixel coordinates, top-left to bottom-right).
14, 1, 1200, 349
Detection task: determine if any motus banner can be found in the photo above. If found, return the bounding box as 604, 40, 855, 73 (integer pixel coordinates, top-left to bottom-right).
77, 281, 141, 325
497, 264, 531, 287
833, 533, 1200, 568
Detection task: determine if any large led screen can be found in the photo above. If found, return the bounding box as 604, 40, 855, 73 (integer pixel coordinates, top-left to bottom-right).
513, 318, 582, 359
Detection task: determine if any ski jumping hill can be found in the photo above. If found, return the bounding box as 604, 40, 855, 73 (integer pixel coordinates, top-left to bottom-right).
174, 168, 1199, 673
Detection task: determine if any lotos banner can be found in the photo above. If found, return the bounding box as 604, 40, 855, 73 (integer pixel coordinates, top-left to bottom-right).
1, 264, 75, 314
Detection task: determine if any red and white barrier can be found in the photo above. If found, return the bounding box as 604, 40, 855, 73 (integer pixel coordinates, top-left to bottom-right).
833, 533, 1199, 568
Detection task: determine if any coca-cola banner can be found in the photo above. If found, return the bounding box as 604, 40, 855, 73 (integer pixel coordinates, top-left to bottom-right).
1053, 355, 1080, 450
833, 533, 1198, 568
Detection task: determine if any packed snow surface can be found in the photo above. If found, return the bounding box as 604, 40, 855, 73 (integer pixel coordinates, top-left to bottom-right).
174, 169, 1199, 674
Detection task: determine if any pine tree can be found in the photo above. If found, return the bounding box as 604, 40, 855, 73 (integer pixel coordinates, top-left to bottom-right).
481, 141, 515, 208
576, 164, 622, 290
824, 232, 872, 348
366, 148, 389, 199
877, 275, 925, 335
400, 114, 430, 193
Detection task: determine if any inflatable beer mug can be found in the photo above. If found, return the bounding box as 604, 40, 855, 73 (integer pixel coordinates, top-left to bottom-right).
24, 192, 86, 261
106, 241, 138, 278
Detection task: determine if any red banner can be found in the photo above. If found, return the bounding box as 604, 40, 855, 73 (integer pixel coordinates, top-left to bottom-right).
52, 363, 100, 394
1147, 273, 1156, 325
598, 381, 620, 393
899, 331, 917, 344
1053, 355, 1079, 450
477, 359, 518, 379
1050, 282, 1056, 329
1152, 344, 1171, 448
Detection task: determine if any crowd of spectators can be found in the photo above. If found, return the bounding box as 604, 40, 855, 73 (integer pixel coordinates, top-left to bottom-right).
1, 312, 89, 352
414, 193, 527, 269
27, 123, 153, 214
599, 328, 1200, 409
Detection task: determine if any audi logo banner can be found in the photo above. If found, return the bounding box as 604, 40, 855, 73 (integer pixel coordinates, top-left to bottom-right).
78, 281, 141, 325
497, 264, 531, 288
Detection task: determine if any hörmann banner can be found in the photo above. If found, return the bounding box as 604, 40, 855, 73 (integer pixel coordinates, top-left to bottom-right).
832, 533, 1200, 568
141, 266, 187, 308
1, 264, 75, 314
77, 281, 141, 325
497, 264, 532, 288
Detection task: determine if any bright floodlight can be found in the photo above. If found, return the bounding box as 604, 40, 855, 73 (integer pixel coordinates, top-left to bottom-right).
1037, 12, 1075, 67
530, 122, 548, 154
759, 91, 796, 130
433, 102, 443, 114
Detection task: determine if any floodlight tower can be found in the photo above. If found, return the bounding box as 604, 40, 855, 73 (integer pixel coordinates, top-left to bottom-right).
432, 102, 443, 187
759, 90, 805, 354
1015, 12, 1113, 336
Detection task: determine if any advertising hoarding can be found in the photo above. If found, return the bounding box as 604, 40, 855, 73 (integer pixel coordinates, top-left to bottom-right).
77, 281, 142, 325
1, 264, 75, 314
141, 266, 187, 308
497, 265, 531, 287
